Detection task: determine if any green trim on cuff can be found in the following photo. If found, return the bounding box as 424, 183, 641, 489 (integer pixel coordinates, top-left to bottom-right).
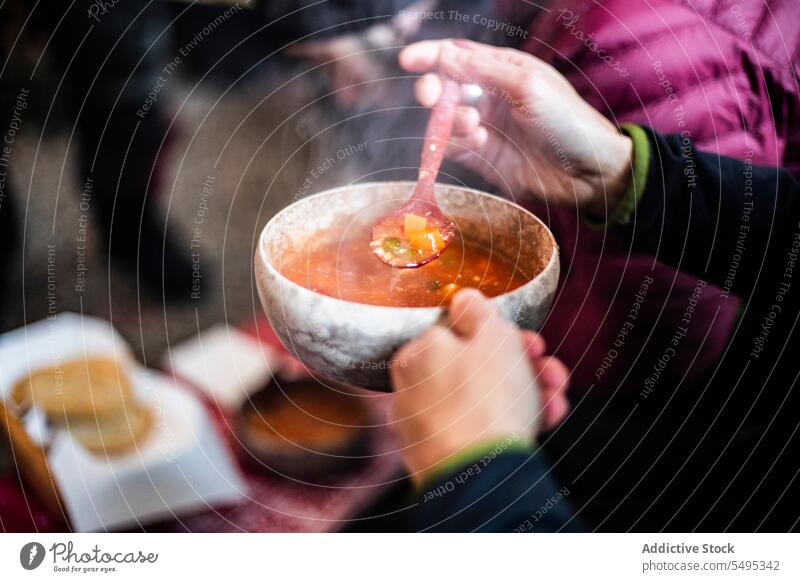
416, 435, 536, 491
584, 123, 650, 229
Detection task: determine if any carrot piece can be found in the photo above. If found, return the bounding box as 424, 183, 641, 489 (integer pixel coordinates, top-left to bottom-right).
428, 229, 444, 251
404, 213, 428, 236
408, 229, 445, 253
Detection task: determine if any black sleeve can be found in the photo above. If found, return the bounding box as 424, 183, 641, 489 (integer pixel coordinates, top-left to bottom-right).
402, 451, 582, 532
622, 127, 800, 303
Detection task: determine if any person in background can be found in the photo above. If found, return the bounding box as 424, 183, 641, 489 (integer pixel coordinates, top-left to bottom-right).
391, 39, 800, 532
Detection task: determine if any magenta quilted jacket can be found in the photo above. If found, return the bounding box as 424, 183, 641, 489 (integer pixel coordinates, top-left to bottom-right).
509, 0, 800, 397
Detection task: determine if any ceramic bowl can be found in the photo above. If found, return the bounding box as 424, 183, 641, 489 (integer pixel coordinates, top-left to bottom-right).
255, 181, 559, 391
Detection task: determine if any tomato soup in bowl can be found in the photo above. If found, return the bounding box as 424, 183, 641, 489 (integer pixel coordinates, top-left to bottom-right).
255, 182, 558, 391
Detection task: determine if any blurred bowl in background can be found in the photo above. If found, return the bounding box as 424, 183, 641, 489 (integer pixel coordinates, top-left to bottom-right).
234, 377, 371, 480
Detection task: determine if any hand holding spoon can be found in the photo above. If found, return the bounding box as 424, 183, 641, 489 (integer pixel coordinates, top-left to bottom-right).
370, 78, 462, 268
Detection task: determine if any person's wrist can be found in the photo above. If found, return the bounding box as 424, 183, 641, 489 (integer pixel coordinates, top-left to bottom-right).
404, 430, 536, 488
580, 133, 633, 219
403, 434, 467, 487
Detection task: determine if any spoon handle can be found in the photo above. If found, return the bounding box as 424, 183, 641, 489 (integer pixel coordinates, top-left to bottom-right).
414, 78, 462, 204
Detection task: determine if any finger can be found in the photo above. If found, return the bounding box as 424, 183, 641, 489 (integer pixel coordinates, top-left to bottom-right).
414, 73, 441, 107
440, 44, 531, 101
445, 127, 523, 197
534, 355, 570, 396
444, 128, 493, 182
399, 40, 446, 73
533, 356, 571, 431
451, 38, 540, 69
390, 329, 462, 399
403, 40, 532, 102
541, 390, 570, 432
520, 330, 546, 358
452, 106, 481, 137
447, 126, 490, 156
447, 288, 506, 339
445, 126, 512, 182
400, 38, 537, 71
391, 325, 455, 383
414, 73, 484, 108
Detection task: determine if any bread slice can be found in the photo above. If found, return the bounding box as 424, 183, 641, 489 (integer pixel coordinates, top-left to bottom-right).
11, 357, 133, 417
52, 404, 153, 455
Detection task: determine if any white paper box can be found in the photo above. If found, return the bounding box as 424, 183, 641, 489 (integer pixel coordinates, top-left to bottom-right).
0, 313, 247, 531
162, 324, 277, 412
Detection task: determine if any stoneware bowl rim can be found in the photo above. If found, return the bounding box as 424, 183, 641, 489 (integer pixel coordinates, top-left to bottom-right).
257, 180, 557, 311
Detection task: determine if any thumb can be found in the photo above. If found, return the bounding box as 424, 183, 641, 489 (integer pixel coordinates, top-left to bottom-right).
448, 288, 504, 338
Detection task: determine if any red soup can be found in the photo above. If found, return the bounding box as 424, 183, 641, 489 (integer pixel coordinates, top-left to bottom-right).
279, 229, 534, 307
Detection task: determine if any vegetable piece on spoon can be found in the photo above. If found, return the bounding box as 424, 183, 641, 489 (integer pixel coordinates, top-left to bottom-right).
371, 78, 462, 268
